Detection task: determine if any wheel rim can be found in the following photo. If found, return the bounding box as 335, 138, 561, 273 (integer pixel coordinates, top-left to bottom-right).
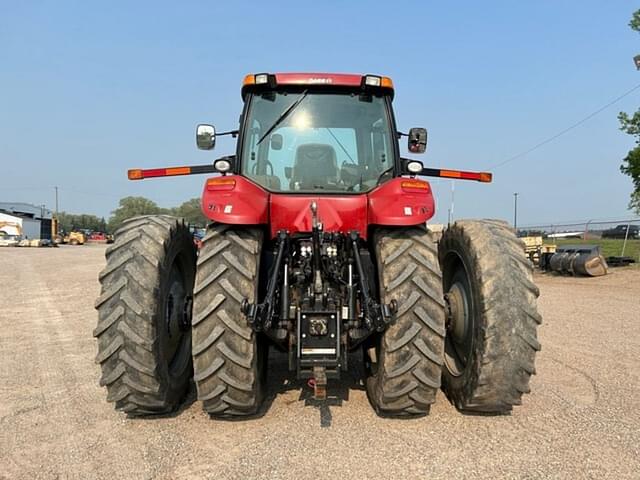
444, 267, 473, 377
162, 261, 191, 378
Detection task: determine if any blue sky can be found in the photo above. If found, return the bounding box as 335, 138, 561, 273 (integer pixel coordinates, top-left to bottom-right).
1, 1, 639, 226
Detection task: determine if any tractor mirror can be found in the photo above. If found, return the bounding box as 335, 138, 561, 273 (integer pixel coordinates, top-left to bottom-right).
408, 127, 427, 154
196, 124, 216, 150
271, 133, 283, 150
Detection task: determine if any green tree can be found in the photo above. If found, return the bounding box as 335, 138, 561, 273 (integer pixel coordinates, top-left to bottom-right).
619, 9, 640, 214
108, 196, 167, 232
170, 198, 208, 227
631, 9, 640, 32
57, 211, 108, 233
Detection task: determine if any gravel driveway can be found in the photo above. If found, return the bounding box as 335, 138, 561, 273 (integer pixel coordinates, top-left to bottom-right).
1, 245, 638, 479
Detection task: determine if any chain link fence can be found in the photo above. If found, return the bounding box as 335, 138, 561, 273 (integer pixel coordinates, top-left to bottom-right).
518, 218, 640, 260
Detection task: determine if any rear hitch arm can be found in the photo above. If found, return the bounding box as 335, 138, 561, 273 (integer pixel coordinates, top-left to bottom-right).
243, 230, 289, 332
349, 231, 395, 332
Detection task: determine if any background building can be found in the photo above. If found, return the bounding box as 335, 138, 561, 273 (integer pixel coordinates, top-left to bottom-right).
0, 202, 53, 240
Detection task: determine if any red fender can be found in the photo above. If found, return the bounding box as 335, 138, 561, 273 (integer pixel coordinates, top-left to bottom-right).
367, 177, 435, 226
201, 175, 269, 225
200, 176, 435, 236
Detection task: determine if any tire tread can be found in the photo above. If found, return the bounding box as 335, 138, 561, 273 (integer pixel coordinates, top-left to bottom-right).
367, 226, 446, 416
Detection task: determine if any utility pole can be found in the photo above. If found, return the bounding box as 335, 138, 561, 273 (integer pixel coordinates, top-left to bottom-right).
448, 182, 455, 225
54, 186, 59, 217
513, 192, 519, 231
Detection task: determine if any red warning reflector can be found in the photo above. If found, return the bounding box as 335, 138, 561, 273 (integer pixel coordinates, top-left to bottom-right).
479, 172, 493, 183
439, 169, 492, 183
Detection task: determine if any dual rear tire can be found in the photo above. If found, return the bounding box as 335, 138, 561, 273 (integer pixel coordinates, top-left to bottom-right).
367, 220, 541, 416
95, 218, 266, 417
95, 216, 540, 417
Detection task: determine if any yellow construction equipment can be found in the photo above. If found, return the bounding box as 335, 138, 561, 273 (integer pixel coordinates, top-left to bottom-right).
65, 231, 86, 245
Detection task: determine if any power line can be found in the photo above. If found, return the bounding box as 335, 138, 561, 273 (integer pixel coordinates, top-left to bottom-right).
520, 216, 640, 228
488, 81, 640, 170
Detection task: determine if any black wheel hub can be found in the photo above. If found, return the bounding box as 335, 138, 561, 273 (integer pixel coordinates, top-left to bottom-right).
444, 271, 473, 377
181, 295, 193, 332
163, 264, 189, 375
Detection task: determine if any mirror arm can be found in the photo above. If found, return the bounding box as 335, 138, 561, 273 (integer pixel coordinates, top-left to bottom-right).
216, 130, 239, 138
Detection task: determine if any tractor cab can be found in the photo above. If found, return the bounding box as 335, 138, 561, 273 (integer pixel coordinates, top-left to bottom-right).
196, 74, 429, 193
237, 74, 397, 194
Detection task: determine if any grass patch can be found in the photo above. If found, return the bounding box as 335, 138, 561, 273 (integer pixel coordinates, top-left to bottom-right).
550, 238, 640, 260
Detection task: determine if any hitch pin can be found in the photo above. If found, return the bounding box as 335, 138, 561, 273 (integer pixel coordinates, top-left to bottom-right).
312, 366, 327, 400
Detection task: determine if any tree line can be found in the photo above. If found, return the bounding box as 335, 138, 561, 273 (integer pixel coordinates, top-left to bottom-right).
58, 197, 207, 233
107, 196, 207, 232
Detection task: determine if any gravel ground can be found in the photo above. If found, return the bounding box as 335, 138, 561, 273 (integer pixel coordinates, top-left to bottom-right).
1, 245, 639, 479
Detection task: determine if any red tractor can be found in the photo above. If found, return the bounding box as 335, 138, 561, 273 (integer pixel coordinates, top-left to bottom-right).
95, 73, 541, 418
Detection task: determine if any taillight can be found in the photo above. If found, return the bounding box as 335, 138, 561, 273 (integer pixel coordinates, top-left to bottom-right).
206, 177, 236, 191
401, 180, 430, 193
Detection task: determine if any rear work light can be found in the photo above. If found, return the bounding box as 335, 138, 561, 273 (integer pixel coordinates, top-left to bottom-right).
363, 75, 394, 89
243, 73, 272, 87
364, 75, 381, 87
254, 73, 269, 85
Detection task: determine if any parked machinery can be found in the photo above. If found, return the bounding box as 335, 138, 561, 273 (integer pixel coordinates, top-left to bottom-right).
548, 245, 608, 277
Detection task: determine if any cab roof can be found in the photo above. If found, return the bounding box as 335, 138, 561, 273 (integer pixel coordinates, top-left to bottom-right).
241, 72, 394, 100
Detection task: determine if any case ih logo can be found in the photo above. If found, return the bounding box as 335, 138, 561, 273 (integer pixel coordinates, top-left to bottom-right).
307, 77, 333, 84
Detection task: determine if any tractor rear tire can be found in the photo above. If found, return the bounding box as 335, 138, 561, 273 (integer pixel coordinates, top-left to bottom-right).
94, 215, 196, 416
366, 226, 446, 416
439, 220, 542, 414
192, 225, 267, 417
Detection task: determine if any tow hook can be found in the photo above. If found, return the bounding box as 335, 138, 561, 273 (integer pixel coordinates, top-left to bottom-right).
310, 366, 327, 401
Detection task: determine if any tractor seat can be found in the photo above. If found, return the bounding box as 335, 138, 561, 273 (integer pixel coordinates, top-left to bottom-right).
291, 143, 338, 190
252, 175, 282, 191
